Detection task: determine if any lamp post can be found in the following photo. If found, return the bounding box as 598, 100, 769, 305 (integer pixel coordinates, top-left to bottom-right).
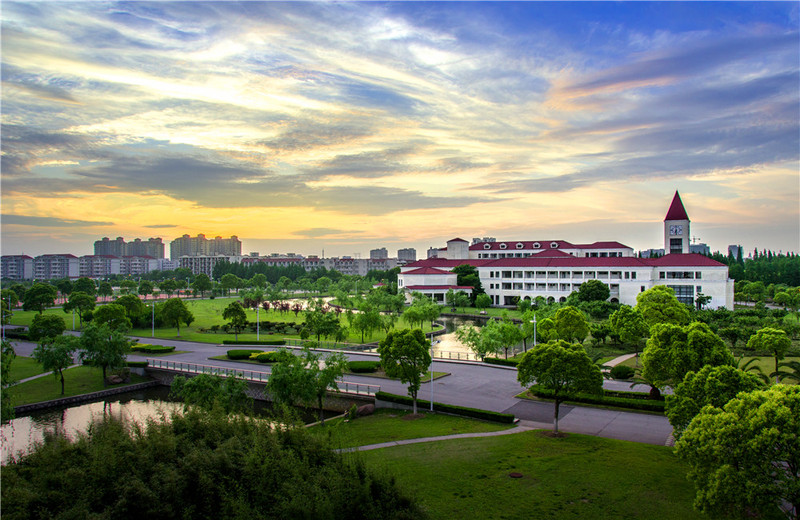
430, 339, 440, 411
531, 313, 537, 348
151, 302, 155, 338
256, 302, 260, 341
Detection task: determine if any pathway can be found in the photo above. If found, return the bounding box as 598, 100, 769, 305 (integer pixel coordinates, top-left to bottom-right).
603, 353, 637, 367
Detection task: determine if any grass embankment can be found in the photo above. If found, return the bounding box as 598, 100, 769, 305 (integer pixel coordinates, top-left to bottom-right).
616, 355, 799, 385
355, 430, 721, 520
10, 366, 150, 407
8, 356, 48, 382
314, 408, 513, 449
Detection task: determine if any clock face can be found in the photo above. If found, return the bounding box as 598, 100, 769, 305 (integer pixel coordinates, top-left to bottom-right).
670, 225, 683, 236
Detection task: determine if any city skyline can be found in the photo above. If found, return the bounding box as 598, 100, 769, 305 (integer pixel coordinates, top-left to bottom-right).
2, 2, 798, 258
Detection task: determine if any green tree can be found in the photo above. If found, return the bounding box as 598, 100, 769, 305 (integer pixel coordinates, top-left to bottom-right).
474, 293, 492, 310
33, 335, 79, 395
191, 273, 212, 298
609, 305, 648, 352
536, 317, 559, 343
577, 279, 610, 302
22, 283, 57, 314
119, 278, 137, 295
665, 365, 766, 439
79, 322, 131, 386
352, 303, 381, 343
554, 306, 589, 343
636, 285, 690, 328
220, 273, 240, 295
517, 340, 603, 433
170, 374, 251, 414
114, 293, 146, 321
675, 385, 799, 519
747, 327, 792, 383
250, 273, 267, 289
161, 298, 194, 337
28, 313, 66, 341
55, 279, 73, 299
159, 279, 178, 298
718, 326, 748, 350
138, 280, 154, 300
97, 281, 114, 302
302, 300, 341, 342
72, 277, 96, 296
455, 322, 503, 360
63, 291, 96, 328
222, 301, 248, 340
451, 264, 484, 302
378, 329, 432, 414
1, 341, 16, 422
641, 322, 734, 389
92, 303, 132, 332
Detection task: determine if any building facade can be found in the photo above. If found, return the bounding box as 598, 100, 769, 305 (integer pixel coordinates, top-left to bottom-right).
170, 234, 241, 260
94, 237, 164, 258
1, 255, 34, 280
33, 254, 80, 280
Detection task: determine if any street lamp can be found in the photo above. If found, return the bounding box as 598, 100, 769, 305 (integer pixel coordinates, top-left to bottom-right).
530, 313, 537, 348
151, 302, 155, 338
430, 339, 440, 411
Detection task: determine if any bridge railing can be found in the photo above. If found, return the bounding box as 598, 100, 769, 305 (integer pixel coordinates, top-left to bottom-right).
433, 350, 481, 362
145, 358, 380, 396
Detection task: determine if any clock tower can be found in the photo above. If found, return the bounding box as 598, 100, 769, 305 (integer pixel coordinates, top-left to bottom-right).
664, 191, 690, 254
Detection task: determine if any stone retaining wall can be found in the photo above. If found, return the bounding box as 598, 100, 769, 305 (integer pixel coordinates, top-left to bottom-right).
14, 380, 161, 414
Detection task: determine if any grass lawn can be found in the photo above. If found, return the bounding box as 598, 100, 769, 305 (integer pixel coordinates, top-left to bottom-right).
314, 408, 513, 449
7, 355, 47, 382
10, 366, 151, 407
738, 356, 799, 384
354, 430, 742, 520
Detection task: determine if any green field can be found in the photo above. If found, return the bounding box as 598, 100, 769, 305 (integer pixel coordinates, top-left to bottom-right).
10, 366, 150, 406
7, 355, 47, 382
353, 430, 760, 520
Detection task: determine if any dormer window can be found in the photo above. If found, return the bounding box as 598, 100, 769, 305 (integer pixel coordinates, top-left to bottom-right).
516, 242, 524, 249
533, 242, 541, 249
483, 243, 491, 250
550, 242, 559, 248
499, 243, 507, 249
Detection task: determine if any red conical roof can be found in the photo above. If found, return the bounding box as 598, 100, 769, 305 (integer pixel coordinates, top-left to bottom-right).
664, 191, 689, 221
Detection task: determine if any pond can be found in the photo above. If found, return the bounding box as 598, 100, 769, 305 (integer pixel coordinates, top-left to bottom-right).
1, 385, 334, 465
432, 316, 528, 360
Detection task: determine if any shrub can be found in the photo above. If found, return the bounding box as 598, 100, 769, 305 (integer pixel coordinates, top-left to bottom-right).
348, 360, 381, 373
3, 329, 28, 340
222, 339, 286, 346
130, 344, 176, 354
375, 391, 515, 423
525, 385, 665, 412
252, 351, 294, 364
484, 357, 519, 367
227, 349, 264, 360
609, 364, 635, 380
127, 361, 148, 368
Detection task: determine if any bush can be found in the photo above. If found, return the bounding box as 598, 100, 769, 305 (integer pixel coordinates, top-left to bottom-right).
222, 339, 286, 346
375, 391, 516, 423
526, 385, 665, 412
126, 361, 148, 368
227, 349, 264, 360
484, 357, 519, 367
348, 360, 381, 373
130, 344, 176, 354
3, 329, 29, 340
251, 351, 294, 364
609, 364, 635, 380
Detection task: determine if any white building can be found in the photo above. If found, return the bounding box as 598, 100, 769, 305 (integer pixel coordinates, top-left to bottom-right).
79, 255, 122, 278
398, 192, 734, 310
1, 255, 34, 280
32, 254, 80, 280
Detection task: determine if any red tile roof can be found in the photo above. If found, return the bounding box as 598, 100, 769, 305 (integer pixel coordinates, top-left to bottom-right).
403, 267, 455, 275
664, 191, 690, 221
448, 238, 468, 243
405, 285, 473, 290
403, 254, 725, 269
469, 240, 632, 251
647, 253, 725, 267
576, 241, 631, 249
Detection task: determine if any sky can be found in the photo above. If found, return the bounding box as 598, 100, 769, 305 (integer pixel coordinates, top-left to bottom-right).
2, 1, 798, 259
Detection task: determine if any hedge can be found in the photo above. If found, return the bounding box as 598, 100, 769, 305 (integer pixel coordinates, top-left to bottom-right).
127, 361, 148, 368
609, 364, 635, 380
3, 329, 29, 340
525, 385, 665, 412
375, 391, 515, 424
250, 351, 294, 364
484, 357, 519, 367
222, 339, 286, 346
130, 344, 175, 354
227, 349, 265, 360
348, 361, 381, 373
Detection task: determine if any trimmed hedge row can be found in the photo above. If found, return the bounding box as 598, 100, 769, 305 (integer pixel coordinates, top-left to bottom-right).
375, 391, 515, 424
348, 361, 381, 373
227, 349, 265, 360
250, 350, 294, 364
127, 361, 148, 368
484, 357, 519, 367
222, 339, 286, 346
131, 344, 175, 354
3, 329, 29, 340
526, 385, 665, 412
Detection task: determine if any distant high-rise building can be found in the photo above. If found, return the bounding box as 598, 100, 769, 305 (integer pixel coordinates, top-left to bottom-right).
397, 248, 416, 263
427, 247, 441, 259
370, 247, 388, 260
94, 236, 164, 258
728, 245, 742, 259
170, 234, 241, 260
1, 255, 34, 280
94, 237, 127, 257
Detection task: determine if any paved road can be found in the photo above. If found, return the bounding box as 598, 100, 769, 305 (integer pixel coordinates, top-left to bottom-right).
6, 334, 674, 446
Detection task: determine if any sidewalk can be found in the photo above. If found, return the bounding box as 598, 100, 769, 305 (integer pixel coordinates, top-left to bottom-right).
603, 353, 637, 367
12, 364, 82, 386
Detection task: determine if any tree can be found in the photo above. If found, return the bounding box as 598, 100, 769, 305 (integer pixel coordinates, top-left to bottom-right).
220, 273, 240, 295
159, 279, 178, 298
455, 322, 503, 361
115, 293, 146, 321
378, 329, 432, 414
55, 279, 73, 299
302, 300, 341, 342
138, 280, 154, 300
517, 340, 603, 433
92, 303, 132, 332
33, 335, 79, 395
2, 341, 16, 422
746, 327, 792, 383
97, 281, 113, 302
119, 278, 137, 295
222, 301, 248, 340
72, 277, 96, 297
609, 305, 648, 352
306, 349, 348, 422
22, 283, 57, 314
577, 279, 610, 302
675, 385, 799, 519
191, 273, 212, 298
161, 298, 194, 337
636, 285, 690, 328
250, 273, 267, 289
28, 313, 66, 341
451, 264, 484, 302
63, 291, 96, 328
554, 306, 589, 343
79, 322, 131, 386
665, 365, 766, 439
718, 326, 748, 350
170, 374, 251, 414
474, 293, 492, 310
640, 322, 734, 389
352, 303, 381, 343
536, 317, 559, 343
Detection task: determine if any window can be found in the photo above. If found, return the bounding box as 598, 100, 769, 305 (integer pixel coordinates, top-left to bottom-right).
695, 272, 702, 279
670, 238, 683, 254
550, 242, 559, 248
499, 243, 507, 249
490, 272, 494, 278
659, 272, 666, 279
631, 272, 637, 280
668, 285, 694, 305
641, 286, 646, 292
533, 242, 541, 249
516, 242, 524, 249
625, 272, 630, 279
484, 243, 491, 249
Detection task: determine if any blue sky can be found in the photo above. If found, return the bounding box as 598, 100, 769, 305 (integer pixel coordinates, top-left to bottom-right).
1, 1, 798, 258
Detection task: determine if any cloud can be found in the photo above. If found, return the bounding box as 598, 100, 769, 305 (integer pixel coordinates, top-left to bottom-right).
143, 224, 176, 229
293, 228, 349, 238
1, 214, 114, 227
